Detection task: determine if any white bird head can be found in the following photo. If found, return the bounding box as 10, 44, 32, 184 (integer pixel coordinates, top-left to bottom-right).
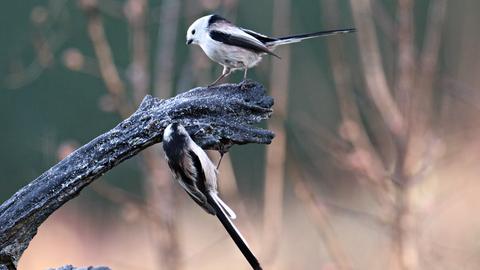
186, 15, 211, 45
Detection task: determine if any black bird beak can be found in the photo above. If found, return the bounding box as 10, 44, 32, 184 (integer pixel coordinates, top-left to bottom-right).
186, 39, 193, 45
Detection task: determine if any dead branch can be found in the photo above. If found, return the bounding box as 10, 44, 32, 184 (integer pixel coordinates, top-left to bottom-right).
48, 265, 110, 270
0, 81, 274, 270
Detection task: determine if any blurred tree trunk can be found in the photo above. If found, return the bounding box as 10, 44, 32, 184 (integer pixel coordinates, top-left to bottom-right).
150, 0, 182, 269
348, 0, 447, 269
262, 0, 290, 266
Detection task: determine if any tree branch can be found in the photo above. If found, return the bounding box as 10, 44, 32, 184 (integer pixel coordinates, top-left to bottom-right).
0, 81, 274, 269
48, 265, 111, 270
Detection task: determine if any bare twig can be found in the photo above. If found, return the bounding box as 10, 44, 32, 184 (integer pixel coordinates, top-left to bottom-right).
395, 0, 415, 119
4, 1, 69, 89
349, 0, 404, 137
125, 0, 150, 104
79, 0, 132, 117
153, 0, 181, 98
322, 0, 392, 198
405, 0, 447, 171
91, 181, 170, 224
417, 0, 447, 101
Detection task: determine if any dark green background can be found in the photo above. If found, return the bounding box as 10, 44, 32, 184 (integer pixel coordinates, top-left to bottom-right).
0, 0, 468, 204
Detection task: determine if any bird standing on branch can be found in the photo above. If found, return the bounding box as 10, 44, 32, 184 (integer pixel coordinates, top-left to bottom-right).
186, 14, 355, 86
162, 123, 263, 270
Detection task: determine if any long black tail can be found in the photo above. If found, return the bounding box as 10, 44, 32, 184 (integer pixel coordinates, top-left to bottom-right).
206, 192, 262, 270
266, 28, 356, 48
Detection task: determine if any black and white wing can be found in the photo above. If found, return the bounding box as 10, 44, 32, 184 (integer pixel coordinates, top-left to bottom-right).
165, 149, 216, 215
208, 17, 279, 58
188, 148, 237, 220
240, 28, 278, 44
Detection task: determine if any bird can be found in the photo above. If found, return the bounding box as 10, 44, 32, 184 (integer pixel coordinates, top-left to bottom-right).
186, 14, 355, 86
162, 123, 262, 270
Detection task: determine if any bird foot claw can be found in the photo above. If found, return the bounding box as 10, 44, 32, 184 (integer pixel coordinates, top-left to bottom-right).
239, 79, 251, 90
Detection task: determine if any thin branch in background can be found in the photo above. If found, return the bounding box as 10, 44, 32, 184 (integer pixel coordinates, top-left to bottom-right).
406, 0, 447, 171
125, 0, 150, 105
349, 0, 404, 138
321, 0, 393, 201
319, 197, 389, 229
288, 154, 353, 270
418, 0, 447, 101
262, 0, 291, 266
289, 117, 393, 221
91, 181, 168, 225
62, 48, 102, 78
148, 1, 182, 269
288, 131, 395, 227
290, 113, 351, 162
32, 31, 54, 69
394, 0, 415, 120
4, 59, 45, 90
79, 0, 132, 117
4, 2, 69, 89
371, 0, 396, 42
153, 0, 180, 98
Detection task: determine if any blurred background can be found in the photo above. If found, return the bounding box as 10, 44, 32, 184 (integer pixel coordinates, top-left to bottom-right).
1, 0, 480, 269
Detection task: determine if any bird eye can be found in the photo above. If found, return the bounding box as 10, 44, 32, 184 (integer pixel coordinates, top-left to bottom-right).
191, 29, 196, 35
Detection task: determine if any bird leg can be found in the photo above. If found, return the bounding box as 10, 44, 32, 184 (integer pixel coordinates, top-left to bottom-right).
216, 152, 225, 170
208, 66, 231, 87
239, 68, 249, 90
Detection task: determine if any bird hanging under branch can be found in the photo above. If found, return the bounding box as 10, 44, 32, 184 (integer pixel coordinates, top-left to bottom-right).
162, 123, 263, 270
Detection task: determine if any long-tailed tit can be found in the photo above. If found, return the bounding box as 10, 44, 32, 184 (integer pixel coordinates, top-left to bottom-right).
162, 123, 262, 270
186, 14, 355, 86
